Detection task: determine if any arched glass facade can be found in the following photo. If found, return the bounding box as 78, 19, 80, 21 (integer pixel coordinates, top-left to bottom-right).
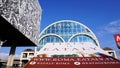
37, 20, 100, 51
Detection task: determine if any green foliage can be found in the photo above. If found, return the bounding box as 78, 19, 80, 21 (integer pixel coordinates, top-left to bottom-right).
52, 54, 79, 57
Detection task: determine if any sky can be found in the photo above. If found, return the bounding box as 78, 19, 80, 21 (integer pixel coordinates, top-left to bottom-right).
39, 0, 120, 49
0, 0, 120, 60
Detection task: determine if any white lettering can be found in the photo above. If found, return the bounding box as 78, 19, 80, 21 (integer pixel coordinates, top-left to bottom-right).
116, 36, 120, 42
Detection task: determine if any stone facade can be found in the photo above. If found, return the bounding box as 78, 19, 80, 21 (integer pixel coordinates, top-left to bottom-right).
0, 0, 42, 45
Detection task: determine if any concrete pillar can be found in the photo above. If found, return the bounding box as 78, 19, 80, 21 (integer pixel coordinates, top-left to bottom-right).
19, 52, 23, 67
6, 45, 16, 67
19, 60, 22, 67
34, 47, 37, 55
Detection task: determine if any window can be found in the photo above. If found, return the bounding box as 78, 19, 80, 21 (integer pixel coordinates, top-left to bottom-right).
108, 52, 115, 57
23, 53, 27, 58
29, 53, 34, 56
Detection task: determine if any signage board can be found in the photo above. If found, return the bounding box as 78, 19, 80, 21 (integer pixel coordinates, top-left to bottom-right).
37, 42, 109, 57
26, 42, 120, 68
114, 34, 120, 49
24, 57, 120, 68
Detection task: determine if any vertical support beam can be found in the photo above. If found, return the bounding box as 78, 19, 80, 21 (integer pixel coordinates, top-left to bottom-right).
19, 52, 23, 67
34, 47, 37, 55
6, 45, 16, 67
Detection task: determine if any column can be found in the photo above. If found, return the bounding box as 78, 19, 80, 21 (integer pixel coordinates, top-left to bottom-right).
6, 45, 16, 67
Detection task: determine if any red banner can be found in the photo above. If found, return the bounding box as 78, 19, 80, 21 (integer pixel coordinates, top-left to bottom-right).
24, 57, 120, 68
114, 34, 120, 49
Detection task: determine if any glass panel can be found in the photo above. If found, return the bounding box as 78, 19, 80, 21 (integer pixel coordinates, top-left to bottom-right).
70, 35, 96, 44
23, 53, 27, 58
38, 35, 63, 51
38, 21, 97, 51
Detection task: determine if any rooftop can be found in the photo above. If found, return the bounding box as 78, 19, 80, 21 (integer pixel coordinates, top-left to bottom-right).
23, 49, 34, 52
103, 47, 113, 50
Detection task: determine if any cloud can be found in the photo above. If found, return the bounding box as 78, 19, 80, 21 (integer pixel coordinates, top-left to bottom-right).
97, 20, 120, 36
95, 20, 120, 50
0, 52, 20, 60
104, 20, 120, 34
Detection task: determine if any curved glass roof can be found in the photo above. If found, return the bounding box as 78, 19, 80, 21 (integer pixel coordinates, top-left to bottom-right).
37, 20, 100, 51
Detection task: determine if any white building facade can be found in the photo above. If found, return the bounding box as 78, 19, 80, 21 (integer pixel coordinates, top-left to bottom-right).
36, 20, 112, 57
